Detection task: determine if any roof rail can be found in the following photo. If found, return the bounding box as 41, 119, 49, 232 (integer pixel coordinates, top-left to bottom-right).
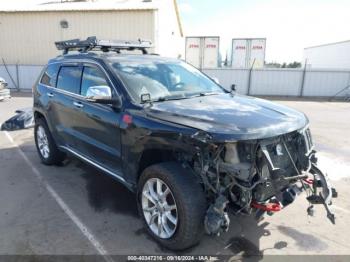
55, 36, 152, 55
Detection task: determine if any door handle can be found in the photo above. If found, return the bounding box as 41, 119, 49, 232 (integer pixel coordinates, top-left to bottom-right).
73, 101, 84, 108
47, 92, 54, 98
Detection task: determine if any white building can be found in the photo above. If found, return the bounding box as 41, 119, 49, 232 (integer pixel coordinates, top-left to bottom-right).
0, 0, 184, 65
304, 40, 350, 69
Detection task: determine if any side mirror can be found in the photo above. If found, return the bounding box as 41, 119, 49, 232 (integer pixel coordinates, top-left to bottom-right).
86, 85, 111, 97
85, 85, 122, 108
231, 84, 236, 92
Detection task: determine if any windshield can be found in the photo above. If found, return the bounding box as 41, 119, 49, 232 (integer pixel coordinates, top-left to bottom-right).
109, 59, 226, 103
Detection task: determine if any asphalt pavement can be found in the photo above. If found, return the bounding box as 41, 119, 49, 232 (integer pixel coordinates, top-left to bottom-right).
0, 93, 349, 261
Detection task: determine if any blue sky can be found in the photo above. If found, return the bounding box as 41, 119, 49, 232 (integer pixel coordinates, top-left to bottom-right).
177, 0, 350, 63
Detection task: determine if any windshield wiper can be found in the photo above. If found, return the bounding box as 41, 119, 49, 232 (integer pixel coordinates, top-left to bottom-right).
152, 95, 186, 102
153, 96, 168, 102
199, 92, 221, 96
152, 92, 221, 103
185, 92, 221, 99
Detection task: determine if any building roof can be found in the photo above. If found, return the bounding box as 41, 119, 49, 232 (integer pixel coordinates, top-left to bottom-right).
0, 0, 184, 36
0, 0, 183, 37
304, 39, 350, 50
0, 0, 158, 12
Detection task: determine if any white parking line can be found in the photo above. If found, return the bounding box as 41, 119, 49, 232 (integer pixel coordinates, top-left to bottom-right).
4, 131, 114, 262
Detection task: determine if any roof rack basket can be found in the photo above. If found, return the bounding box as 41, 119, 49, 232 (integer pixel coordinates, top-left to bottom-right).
55, 36, 152, 55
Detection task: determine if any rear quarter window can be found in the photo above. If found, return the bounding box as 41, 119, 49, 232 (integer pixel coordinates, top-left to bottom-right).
40, 64, 59, 87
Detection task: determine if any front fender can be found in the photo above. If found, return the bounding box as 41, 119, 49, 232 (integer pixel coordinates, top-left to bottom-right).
120, 111, 200, 186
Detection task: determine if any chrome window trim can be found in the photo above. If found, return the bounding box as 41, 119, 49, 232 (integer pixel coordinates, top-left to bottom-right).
42, 59, 123, 106
47, 59, 121, 97
60, 145, 126, 183
45, 84, 86, 100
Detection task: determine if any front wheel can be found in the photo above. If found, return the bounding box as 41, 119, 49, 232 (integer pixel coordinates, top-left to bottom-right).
138, 162, 207, 250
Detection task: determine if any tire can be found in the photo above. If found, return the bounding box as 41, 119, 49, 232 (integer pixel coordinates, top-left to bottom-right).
138, 162, 207, 250
34, 117, 65, 165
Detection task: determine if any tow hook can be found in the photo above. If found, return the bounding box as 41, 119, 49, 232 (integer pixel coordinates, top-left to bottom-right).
303, 178, 314, 185
251, 201, 282, 212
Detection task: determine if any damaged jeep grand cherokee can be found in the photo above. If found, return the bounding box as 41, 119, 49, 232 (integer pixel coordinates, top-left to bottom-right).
33, 37, 336, 250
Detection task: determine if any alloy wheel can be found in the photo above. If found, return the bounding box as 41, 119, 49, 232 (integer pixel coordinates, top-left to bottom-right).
141, 178, 178, 239
37, 125, 50, 159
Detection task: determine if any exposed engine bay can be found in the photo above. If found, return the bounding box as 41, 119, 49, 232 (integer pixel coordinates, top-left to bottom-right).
189, 126, 337, 236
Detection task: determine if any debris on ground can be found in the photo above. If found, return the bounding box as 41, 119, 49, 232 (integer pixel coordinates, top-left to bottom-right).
1, 108, 34, 131
0, 77, 11, 101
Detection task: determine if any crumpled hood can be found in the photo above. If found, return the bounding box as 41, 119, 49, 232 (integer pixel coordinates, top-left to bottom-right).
145, 93, 308, 141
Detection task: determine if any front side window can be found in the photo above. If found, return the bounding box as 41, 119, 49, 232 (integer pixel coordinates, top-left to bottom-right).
109, 59, 225, 103
56, 66, 82, 94
81, 66, 110, 96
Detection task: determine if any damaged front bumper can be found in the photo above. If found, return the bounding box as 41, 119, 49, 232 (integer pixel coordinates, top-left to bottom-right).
199, 126, 337, 236
251, 163, 337, 224
253, 128, 337, 224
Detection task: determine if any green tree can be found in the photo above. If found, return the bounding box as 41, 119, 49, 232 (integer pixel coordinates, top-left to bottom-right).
287, 61, 302, 68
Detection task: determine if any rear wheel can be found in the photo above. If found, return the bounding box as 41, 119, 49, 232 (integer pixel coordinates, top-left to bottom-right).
138, 162, 207, 250
34, 118, 65, 165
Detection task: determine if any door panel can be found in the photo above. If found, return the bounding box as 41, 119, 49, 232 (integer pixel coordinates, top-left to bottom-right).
47, 65, 83, 147
73, 64, 123, 175
72, 99, 122, 174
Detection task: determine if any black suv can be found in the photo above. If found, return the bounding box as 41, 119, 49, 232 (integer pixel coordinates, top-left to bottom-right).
33, 37, 335, 250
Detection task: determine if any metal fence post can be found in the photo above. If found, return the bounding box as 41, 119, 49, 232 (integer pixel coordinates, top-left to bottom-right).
15, 62, 20, 91
299, 59, 307, 97
1, 58, 19, 90
247, 59, 256, 95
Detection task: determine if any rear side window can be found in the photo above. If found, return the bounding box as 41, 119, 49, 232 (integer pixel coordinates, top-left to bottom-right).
56, 66, 82, 94
40, 64, 59, 87
81, 66, 110, 96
